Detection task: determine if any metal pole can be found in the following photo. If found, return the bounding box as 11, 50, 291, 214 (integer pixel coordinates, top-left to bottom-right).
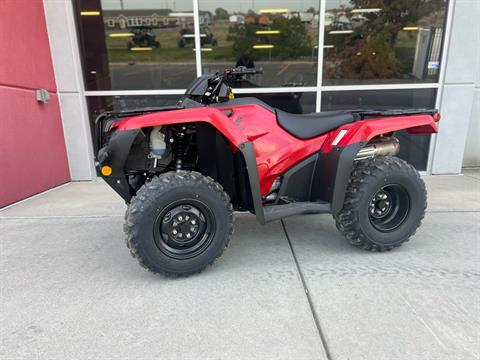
315, 1, 327, 112
426, 0, 456, 175
193, 0, 202, 77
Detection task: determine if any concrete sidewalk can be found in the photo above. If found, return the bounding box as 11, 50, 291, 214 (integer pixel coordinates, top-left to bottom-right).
1, 172, 479, 360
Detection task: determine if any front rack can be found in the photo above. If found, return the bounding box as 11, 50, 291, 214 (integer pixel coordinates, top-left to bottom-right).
94, 105, 185, 154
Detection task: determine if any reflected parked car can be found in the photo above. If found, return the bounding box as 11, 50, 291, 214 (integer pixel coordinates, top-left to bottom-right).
127, 26, 160, 50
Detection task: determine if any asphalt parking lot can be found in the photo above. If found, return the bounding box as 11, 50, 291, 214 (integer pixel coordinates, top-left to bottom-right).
1, 170, 479, 360
109, 61, 318, 90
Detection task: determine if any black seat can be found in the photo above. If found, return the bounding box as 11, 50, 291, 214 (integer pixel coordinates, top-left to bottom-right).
276, 109, 358, 139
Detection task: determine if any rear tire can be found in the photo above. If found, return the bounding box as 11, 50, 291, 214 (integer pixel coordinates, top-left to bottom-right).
334, 156, 426, 251
124, 171, 234, 277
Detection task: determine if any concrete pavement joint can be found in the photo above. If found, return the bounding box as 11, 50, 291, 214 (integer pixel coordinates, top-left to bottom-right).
426, 210, 480, 213
399, 293, 449, 352
463, 173, 480, 183
281, 219, 333, 360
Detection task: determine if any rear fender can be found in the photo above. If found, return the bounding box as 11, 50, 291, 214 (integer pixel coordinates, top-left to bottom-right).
322, 114, 438, 152
318, 114, 438, 213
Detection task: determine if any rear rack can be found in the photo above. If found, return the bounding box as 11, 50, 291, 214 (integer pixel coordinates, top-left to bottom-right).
349, 108, 438, 120
112, 105, 183, 116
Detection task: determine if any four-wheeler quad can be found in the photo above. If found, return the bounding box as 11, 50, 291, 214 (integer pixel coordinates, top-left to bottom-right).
95, 66, 441, 277
127, 26, 160, 50
178, 26, 218, 48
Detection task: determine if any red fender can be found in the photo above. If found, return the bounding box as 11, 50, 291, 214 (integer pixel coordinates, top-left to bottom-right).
115, 107, 248, 147
321, 114, 438, 153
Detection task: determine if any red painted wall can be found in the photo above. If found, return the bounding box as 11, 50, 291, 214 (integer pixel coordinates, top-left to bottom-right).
0, 0, 70, 207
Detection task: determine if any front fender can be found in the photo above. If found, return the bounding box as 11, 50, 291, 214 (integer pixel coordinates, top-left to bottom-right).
115, 107, 248, 147
100, 110, 265, 220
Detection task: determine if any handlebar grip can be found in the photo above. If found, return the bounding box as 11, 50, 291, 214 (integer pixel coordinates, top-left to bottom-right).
242, 67, 263, 75
225, 66, 263, 76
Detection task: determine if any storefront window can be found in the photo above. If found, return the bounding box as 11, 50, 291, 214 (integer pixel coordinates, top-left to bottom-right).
237, 92, 316, 113
322, 0, 447, 85
198, 1, 320, 88
75, 0, 197, 90
79, 0, 445, 171
322, 89, 437, 170
86, 95, 180, 138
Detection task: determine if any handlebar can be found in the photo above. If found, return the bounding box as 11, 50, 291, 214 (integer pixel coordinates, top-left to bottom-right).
201, 66, 263, 103
224, 66, 263, 78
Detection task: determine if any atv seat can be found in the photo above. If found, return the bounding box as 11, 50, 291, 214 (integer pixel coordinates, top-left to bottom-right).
276, 109, 359, 139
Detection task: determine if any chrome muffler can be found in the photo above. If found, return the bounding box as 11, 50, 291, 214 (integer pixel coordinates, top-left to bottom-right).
354, 137, 400, 161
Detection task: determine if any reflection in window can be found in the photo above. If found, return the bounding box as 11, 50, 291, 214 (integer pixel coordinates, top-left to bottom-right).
322, 89, 437, 170
323, 0, 447, 85
76, 0, 198, 90
86, 95, 180, 137
237, 92, 316, 113
199, 1, 320, 87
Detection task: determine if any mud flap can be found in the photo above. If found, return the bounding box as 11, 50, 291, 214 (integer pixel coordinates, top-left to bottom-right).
312, 142, 365, 214
96, 129, 140, 202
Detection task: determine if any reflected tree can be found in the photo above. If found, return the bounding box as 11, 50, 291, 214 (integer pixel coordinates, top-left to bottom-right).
214, 7, 229, 20
228, 16, 312, 61
327, 0, 442, 80
351, 0, 438, 46
227, 23, 259, 59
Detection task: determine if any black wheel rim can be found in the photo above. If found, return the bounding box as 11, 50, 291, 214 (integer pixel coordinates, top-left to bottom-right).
153, 199, 215, 260
368, 184, 410, 232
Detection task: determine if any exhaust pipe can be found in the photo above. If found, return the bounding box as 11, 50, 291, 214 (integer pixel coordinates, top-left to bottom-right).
354, 137, 400, 161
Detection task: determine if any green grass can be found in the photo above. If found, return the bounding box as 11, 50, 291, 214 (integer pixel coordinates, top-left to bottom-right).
106, 24, 319, 63
106, 26, 416, 67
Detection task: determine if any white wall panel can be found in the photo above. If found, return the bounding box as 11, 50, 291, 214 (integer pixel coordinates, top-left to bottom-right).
432, 85, 475, 173
43, 0, 96, 180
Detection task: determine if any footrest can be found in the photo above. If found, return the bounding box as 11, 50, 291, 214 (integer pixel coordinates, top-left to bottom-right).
263, 201, 330, 223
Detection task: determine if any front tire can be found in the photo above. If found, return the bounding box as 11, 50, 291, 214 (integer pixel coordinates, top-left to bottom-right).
334, 156, 426, 251
124, 171, 234, 277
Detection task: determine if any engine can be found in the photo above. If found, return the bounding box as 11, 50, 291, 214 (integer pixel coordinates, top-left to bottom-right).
147, 124, 197, 172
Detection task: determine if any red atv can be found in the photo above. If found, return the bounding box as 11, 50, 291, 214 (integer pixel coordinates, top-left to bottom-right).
95, 67, 440, 276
